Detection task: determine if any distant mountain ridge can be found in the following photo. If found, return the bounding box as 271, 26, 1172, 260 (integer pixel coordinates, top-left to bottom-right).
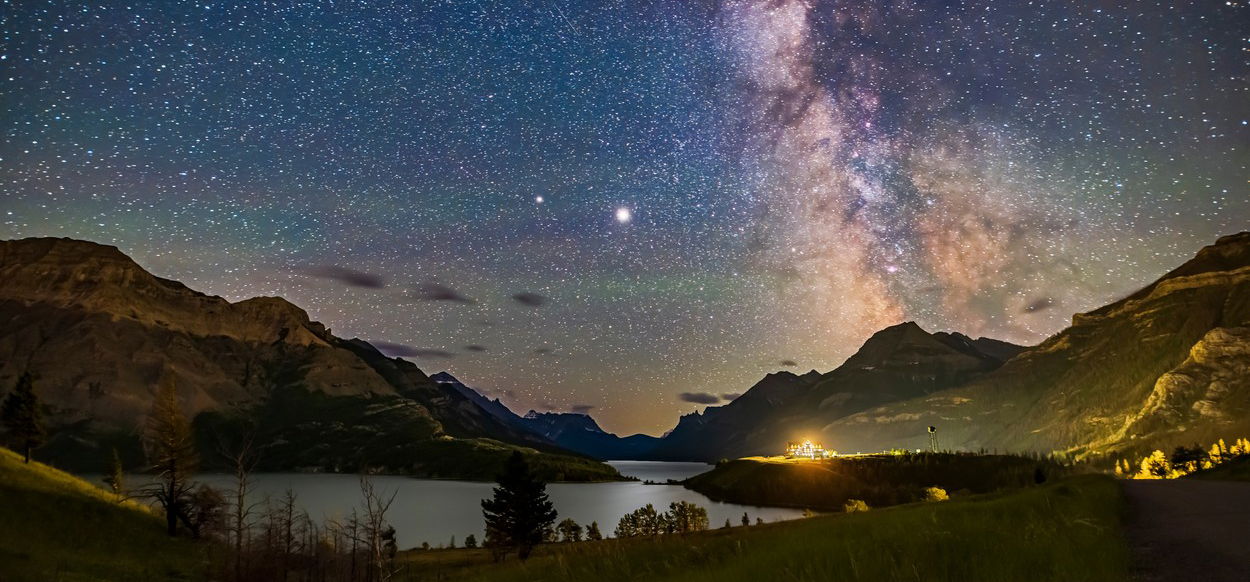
431, 372, 661, 460
646, 322, 1025, 461
427, 317, 1031, 463
0, 237, 618, 481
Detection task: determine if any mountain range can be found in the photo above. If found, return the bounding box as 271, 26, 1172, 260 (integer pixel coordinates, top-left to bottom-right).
431, 372, 661, 460
644, 232, 1250, 462
0, 237, 618, 480
2, 232, 1247, 472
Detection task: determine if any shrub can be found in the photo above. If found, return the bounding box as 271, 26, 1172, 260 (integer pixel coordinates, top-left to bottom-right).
843, 499, 870, 513
923, 487, 949, 502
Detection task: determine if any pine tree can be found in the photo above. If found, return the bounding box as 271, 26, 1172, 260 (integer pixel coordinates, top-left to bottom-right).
142, 376, 199, 536
1, 373, 44, 463
741, 512, 750, 526
481, 451, 557, 560
464, 534, 478, 548
585, 521, 602, 541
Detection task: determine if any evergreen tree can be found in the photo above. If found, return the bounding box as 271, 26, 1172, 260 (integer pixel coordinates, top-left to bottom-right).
142, 376, 200, 536
103, 447, 125, 498
464, 534, 478, 548
481, 451, 557, 560
1, 373, 44, 463
741, 512, 750, 527
585, 521, 602, 541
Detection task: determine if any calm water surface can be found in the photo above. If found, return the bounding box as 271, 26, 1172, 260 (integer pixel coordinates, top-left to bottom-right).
104, 461, 802, 548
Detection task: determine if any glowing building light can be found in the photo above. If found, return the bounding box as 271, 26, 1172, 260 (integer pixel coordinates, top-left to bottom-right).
785, 439, 831, 459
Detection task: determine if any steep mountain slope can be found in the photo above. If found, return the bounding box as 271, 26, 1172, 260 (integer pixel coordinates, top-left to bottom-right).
0, 237, 616, 480
649, 326, 1022, 461
823, 232, 1250, 458
431, 372, 661, 459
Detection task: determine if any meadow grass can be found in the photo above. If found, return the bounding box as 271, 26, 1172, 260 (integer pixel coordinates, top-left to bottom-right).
397, 474, 1128, 582
0, 447, 207, 582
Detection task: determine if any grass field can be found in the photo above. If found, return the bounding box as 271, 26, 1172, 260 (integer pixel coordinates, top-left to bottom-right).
395, 474, 1129, 582
0, 448, 207, 582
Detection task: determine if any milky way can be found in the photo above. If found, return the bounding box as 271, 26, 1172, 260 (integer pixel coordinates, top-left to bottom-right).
1, 1, 1246, 434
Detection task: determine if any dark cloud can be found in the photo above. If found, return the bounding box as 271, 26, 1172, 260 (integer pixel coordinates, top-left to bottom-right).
1023, 297, 1056, 313
371, 341, 455, 359
570, 404, 595, 414
463, 344, 488, 352
511, 292, 548, 307
303, 265, 386, 289
411, 349, 456, 359
412, 282, 476, 304
779, 359, 798, 367
721, 393, 742, 401
678, 392, 720, 405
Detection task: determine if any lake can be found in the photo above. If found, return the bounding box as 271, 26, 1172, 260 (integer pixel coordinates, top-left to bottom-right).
103, 461, 803, 548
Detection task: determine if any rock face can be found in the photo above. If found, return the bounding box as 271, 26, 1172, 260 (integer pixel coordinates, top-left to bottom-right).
0, 237, 566, 473
822, 232, 1250, 459
647, 323, 1022, 461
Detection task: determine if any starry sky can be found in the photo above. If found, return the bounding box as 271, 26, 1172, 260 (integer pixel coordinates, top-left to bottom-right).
2, 1, 1247, 436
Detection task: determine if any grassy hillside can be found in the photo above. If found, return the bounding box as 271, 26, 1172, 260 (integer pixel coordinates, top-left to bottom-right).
0, 447, 207, 582
396, 475, 1127, 582
685, 452, 1063, 510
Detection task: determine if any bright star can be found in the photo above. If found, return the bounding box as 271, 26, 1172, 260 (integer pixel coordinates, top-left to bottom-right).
535, 195, 544, 204
615, 207, 632, 223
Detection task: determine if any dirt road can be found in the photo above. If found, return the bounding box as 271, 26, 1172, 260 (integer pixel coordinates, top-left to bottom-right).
1121, 479, 1250, 581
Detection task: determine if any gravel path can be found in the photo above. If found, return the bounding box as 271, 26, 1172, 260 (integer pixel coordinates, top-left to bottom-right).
1121, 479, 1250, 581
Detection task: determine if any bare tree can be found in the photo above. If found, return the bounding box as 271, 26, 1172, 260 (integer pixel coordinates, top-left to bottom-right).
221, 434, 260, 582
358, 475, 398, 582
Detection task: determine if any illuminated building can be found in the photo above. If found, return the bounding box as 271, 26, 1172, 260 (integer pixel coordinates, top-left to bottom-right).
785, 440, 830, 459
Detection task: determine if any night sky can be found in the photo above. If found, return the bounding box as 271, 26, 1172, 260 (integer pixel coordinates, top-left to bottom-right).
2, 1, 1246, 435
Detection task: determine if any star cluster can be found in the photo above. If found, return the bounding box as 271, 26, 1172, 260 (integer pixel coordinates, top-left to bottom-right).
1, 0, 1246, 434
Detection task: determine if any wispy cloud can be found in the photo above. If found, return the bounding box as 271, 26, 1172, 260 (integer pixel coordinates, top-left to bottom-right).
411, 282, 476, 304
302, 265, 386, 289
678, 392, 720, 405
511, 292, 548, 307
